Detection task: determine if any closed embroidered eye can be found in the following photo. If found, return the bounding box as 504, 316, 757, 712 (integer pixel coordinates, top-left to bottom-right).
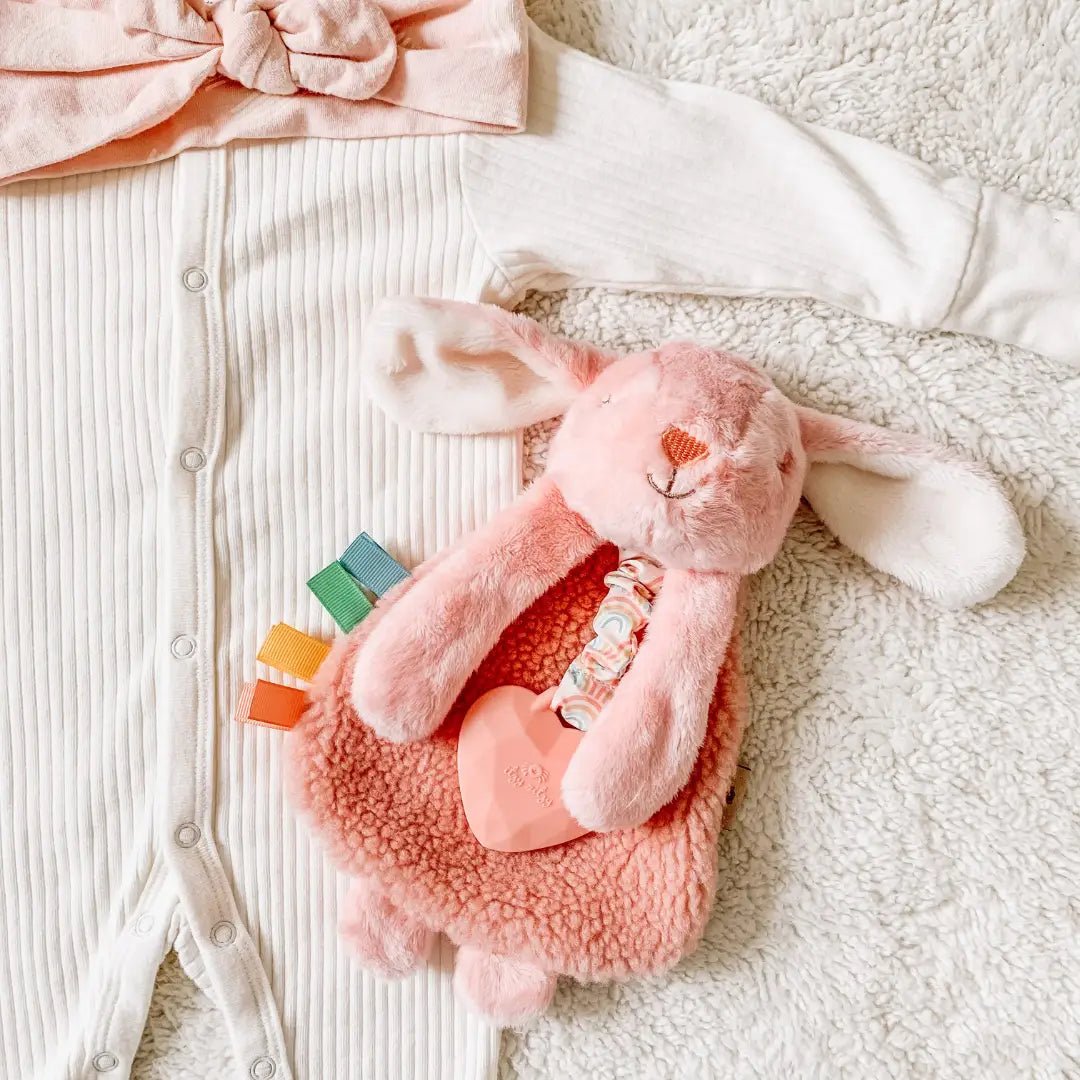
599, 395, 613, 406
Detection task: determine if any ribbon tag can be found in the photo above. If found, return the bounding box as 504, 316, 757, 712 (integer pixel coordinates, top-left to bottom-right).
257, 623, 330, 681
339, 532, 410, 597
236, 529, 405, 734
235, 680, 309, 731
307, 561, 373, 632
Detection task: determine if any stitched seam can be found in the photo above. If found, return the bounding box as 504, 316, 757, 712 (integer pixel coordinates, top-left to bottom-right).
97, 858, 171, 1062
936, 182, 984, 329
456, 134, 521, 305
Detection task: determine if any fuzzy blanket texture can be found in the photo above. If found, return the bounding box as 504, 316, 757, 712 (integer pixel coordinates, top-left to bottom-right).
135, 1, 1080, 1077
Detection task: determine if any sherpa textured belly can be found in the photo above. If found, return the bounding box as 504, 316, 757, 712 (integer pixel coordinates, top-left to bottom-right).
287, 298, 1024, 1023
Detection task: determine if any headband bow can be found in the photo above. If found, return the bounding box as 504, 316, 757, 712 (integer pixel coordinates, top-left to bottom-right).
133, 0, 400, 99
0, 0, 528, 185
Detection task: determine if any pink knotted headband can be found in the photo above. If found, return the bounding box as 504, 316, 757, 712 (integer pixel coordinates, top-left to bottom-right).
0, 0, 528, 185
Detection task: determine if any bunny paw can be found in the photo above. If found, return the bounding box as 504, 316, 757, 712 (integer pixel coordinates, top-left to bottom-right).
340, 878, 433, 979
454, 947, 556, 1025
349, 631, 449, 743
561, 748, 647, 833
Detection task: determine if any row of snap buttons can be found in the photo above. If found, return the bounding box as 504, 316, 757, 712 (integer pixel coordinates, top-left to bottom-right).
167, 833, 270, 1066
169, 831, 238, 940
174, 259, 277, 1080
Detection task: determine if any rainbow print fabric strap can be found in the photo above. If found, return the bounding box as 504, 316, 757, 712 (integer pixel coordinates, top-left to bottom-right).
551, 552, 665, 730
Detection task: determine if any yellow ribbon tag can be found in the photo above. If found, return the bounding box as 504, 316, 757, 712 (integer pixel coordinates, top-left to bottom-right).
257, 623, 331, 682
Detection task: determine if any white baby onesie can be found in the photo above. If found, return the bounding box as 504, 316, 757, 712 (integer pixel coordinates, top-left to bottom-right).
0, 18, 1077, 1080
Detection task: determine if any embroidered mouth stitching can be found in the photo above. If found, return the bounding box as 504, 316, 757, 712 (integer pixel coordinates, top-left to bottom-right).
647, 469, 697, 500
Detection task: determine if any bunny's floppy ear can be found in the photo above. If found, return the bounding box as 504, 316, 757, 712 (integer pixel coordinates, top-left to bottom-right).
796, 407, 1024, 608
361, 297, 617, 434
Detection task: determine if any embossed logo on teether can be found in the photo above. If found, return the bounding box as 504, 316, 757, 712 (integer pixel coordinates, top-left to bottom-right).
458, 686, 589, 852
504, 764, 553, 808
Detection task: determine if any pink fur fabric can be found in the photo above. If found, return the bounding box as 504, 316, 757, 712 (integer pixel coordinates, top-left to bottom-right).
351, 479, 600, 745
454, 949, 558, 1026
560, 568, 739, 831
339, 877, 433, 979
288, 545, 743, 988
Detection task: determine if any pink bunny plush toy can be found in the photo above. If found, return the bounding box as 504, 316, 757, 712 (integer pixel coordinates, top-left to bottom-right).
289, 298, 1023, 1022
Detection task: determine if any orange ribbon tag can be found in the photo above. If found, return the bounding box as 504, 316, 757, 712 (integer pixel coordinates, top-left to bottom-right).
234, 680, 309, 731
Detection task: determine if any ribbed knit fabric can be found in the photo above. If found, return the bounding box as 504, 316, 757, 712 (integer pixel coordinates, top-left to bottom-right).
2, 18, 1079, 1080
208, 136, 516, 1080
0, 135, 515, 1080
0, 162, 176, 1080
464, 26, 1080, 358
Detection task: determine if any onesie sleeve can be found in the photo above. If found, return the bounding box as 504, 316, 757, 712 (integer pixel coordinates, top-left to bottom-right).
461, 23, 1080, 365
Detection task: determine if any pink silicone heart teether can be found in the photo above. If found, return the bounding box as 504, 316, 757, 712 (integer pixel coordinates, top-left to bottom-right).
457, 685, 590, 852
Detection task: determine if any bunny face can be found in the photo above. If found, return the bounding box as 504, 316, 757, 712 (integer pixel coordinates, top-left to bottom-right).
546, 343, 807, 573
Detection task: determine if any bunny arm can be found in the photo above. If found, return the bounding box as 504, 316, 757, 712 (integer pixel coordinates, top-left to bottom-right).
561, 569, 741, 832
351, 477, 600, 743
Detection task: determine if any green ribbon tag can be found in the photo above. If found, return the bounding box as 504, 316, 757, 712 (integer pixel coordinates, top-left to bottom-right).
307, 561, 373, 632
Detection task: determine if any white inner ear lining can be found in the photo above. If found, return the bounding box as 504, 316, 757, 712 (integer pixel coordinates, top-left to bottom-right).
805, 448, 930, 478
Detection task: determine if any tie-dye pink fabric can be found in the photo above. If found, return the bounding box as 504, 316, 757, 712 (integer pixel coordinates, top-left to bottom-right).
0, 0, 528, 184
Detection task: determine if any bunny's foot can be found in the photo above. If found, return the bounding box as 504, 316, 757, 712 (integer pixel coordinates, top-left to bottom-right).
454, 946, 557, 1024
340, 877, 433, 978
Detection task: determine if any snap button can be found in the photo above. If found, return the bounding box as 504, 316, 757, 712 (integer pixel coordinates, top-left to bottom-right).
210, 920, 236, 947
249, 1056, 277, 1079
92, 1051, 119, 1072
133, 914, 154, 936
174, 822, 201, 848
182, 266, 208, 292
180, 447, 207, 472
171, 635, 196, 659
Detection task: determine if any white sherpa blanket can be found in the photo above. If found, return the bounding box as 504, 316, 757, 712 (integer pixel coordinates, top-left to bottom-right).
135, 1, 1080, 1076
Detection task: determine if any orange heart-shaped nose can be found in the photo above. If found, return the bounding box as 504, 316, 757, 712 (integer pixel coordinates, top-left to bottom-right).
661, 427, 709, 467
